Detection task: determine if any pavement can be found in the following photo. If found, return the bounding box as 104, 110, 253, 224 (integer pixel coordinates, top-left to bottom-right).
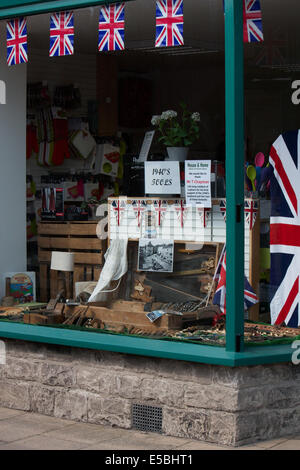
0, 407, 299, 451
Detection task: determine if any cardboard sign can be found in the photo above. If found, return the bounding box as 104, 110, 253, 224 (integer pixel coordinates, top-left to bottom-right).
144, 161, 181, 195
138, 130, 155, 162
185, 160, 211, 207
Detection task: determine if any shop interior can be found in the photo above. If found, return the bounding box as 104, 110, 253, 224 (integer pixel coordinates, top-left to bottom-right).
1, 0, 300, 347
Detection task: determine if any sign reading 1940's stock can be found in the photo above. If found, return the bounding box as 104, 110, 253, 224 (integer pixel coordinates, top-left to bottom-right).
185, 160, 211, 207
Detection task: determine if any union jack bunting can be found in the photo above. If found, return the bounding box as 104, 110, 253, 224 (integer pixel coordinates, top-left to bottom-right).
269, 130, 300, 327
155, 0, 184, 48
220, 199, 226, 222
244, 199, 258, 230
111, 199, 126, 226
49, 11, 74, 57
6, 17, 28, 66
98, 3, 125, 52
153, 200, 168, 226
243, 0, 264, 43
197, 207, 211, 229
174, 199, 188, 228
132, 200, 147, 227
213, 251, 259, 314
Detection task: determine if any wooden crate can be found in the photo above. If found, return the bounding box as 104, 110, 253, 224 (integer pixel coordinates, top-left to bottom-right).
38, 221, 106, 301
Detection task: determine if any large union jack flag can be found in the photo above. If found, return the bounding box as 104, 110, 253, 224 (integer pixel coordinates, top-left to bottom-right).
243, 0, 264, 43
155, 0, 184, 48
6, 17, 28, 66
98, 3, 125, 52
213, 250, 259, 314
269, 131, 300, 327
49, 11, 74, 57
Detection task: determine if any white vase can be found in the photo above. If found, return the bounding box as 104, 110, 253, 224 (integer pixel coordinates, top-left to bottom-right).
166, 147, 189, 162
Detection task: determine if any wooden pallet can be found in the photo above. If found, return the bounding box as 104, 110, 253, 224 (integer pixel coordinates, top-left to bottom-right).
38, 221, 106, 301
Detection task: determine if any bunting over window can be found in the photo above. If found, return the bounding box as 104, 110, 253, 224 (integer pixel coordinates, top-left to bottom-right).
6, 17, 28, 66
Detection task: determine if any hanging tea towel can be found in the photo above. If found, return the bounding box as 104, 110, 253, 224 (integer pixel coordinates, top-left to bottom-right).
88, 238, 128, 303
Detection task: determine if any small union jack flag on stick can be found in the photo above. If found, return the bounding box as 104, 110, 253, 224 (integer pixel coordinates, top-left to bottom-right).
111, 199, 126, 226
155, 0, 184, 48
153, 200, 168, 226
49, 11, 74, 57
98, 3, 125, 52
132, 200, 147, 227
174, 199, 188, 228
6, 17, 28, 66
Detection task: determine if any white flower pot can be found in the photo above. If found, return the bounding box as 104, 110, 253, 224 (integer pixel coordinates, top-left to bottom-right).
166, 147, 189, 162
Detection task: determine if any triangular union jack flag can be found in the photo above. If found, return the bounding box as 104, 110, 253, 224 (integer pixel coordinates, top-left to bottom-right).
49, 11, 74, 57
174, 199, 188, 228
243, 0, 264, 43
132, 199, 147, 227
220, 199, 226, 222
6, 17, 28, 66
111, 199, 126, 226
153, 199, 168, 226
155, 0, 184, 48
213, 251, 259, 314
197, 206, 211, 228
98, 3, 125, 52
269, 130, 300, 327
244, 199, 258, 230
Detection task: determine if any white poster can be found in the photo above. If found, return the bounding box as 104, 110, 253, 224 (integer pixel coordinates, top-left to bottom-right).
144, 161, 181, 195
185, 160, 212, 207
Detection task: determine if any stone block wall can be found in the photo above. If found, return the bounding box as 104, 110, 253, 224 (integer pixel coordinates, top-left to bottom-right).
0, 338, 299, 446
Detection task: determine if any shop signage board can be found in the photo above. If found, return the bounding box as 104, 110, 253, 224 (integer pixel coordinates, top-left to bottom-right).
144, 161, 181, 195
185, 160, 211, 208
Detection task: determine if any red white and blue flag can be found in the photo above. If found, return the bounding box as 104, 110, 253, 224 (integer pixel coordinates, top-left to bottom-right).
49, 11, 74, 57
244, 199, 258, 230
243, 0, 264, 43
6, 17, 28, 66
213, 251, 259, 314
269, 130, 300, 327
98, 3, 125, 52
155, 0, 184, 48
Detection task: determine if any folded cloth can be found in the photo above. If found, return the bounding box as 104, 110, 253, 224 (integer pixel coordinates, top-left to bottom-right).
88, 238, 128, 303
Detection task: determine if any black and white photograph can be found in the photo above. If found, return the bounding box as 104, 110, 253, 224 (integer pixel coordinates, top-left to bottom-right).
138, 238, 174, 273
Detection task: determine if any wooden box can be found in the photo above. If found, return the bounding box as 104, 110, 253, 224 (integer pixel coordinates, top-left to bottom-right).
38, 221, 106, 301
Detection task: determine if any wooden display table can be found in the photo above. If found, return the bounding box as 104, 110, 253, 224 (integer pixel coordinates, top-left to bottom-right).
38, 221, 106, 301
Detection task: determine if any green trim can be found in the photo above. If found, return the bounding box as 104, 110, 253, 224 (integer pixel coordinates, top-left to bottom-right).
0, 0, 132, 19
0, 321, 294, 367
224, 0, 245, 352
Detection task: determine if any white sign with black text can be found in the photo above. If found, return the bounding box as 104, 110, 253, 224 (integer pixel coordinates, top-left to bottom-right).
185, 160, 212, 207
144, 161, 181, 195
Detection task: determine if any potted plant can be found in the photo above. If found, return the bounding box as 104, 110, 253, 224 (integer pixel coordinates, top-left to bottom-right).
151, 103, 200, 161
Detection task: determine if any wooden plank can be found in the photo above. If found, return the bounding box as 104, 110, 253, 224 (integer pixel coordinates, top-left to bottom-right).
38, 223, 70, 236
38, 249, 103, 265
93, 267, 102, 281
69, 224, 98, 236
38, 236, 102, 250
88, 305, 182, 330
73, 266, 85, 298
39, 263, 48, 302
85, 266, 93, 281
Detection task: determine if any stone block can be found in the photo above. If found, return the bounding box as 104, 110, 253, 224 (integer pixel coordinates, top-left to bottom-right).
88, 395, 131, 428
4, 358, 40, 382
158, 360, 212, 385
54, 389, 88, 421
162, 406, 209, 441
141, 378, 184, 406
40, 363, 75, 387
115, 375, 142, 399
184, 383, 239, 411
30, 384, 55, 415
0, 380, 31, 411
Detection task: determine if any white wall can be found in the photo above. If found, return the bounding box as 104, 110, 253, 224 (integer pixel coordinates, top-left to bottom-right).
0, 23, 27, 298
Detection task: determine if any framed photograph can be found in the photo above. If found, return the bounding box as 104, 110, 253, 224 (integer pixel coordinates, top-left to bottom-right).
138, 238, 174, 273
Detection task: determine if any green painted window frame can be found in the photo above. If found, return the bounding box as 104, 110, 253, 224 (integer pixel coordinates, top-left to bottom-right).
0, 0, 294, 366
0, 0, 133, 19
